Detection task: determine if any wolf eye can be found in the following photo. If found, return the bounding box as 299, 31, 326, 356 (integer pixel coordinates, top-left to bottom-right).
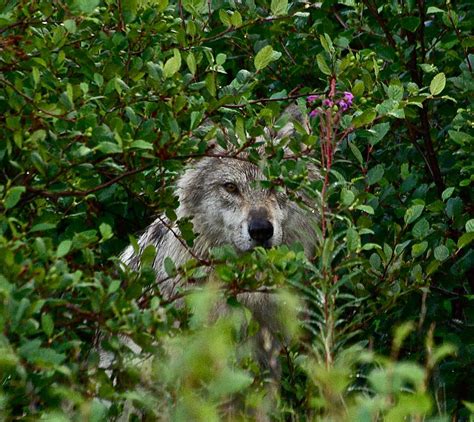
223, 182, 239, 194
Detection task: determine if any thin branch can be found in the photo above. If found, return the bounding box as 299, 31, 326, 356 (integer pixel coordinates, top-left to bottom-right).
220, 92, 322, 109
0, 77, 76, 121
25, 164, 153, 199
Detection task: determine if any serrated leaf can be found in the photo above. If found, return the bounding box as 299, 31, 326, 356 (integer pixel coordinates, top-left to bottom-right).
387, 84, 404, 101
57, 240, 72, 258
4, 186, 26, 209
254, 45, 277, 71
271, 0, 288, 16
404, 204, 424, 225
430, 72, 446, 96
316, 53, 331, 76
434, 245, 449, 262
367, 164, 384, 185
163, 49, 181, 78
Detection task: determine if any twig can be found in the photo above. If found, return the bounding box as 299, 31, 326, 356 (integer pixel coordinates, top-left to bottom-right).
0, 77, 75, 121
25, 164, 153, 198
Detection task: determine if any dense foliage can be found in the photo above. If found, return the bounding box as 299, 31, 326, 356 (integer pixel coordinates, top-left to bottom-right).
1, 0, 473, 419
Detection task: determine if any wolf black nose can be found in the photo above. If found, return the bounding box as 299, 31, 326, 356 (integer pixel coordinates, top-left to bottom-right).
248, 219, 274, 243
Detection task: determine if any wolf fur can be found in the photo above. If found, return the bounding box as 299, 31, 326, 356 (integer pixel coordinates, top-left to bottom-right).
120, 105, 318, 379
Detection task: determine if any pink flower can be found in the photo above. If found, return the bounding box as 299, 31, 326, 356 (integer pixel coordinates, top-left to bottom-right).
307, 95, 319, 102
343, 91, 354, 105
338, 100, 349, 111
322, 99, 333, 107
309, 109, 319, 118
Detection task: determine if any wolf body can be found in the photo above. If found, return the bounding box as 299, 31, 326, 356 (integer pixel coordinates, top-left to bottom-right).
120, 108, 319, 379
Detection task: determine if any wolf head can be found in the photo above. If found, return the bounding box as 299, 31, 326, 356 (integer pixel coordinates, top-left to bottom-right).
177, 156, 285, 252
175, 105, 318, 256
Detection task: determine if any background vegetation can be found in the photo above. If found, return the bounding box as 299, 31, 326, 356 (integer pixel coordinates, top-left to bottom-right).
0, 0, 473, 420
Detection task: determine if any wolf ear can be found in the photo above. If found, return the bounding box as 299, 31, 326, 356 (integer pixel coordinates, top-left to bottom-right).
274, 103, 311, 141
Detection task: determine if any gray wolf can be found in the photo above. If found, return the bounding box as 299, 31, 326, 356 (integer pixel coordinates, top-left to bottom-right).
120, 106, 319, 379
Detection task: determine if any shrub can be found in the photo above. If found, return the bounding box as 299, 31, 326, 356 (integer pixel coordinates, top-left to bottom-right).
0, 0, 472, 419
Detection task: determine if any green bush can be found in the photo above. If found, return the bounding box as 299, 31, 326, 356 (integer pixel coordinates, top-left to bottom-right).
1, 0, 473, 420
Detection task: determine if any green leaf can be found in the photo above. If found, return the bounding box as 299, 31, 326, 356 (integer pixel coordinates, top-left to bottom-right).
163, 49, 182, 78
369, 122, 390, 146
4, 186, 26, 209
271, 0, 288, 16
56, 240, 72, 258
30, 223, 57, 232
404, 204, 424, 225
355, 205, 374, 215
446, 197, 463, 219
346, 227, 361, 251
352, 109, 376, 128
412, 218, 429, 239
430, 72, 446, 96
130, 140, 153, 150
108, 279, 121, 294
442, 187, 455, 201
448, 130, 472, 146
458, 232, 474, 249
219, 9, 231, 26
19, 340, 66, 366
348, 142, 363, 165
316, 53, 331, 76
41, 313, 54, 337
99, 223, 113, 241
393, 322, 414, 351
400, 16, 420, 32
366, 164, 384, 185
186, 52, 197, 75
466, 219, 474, 233
434, 245, 449, 262
427, 6, 444, 13
164, 257, 176, 277
230, 11, 242, 27
216, 53, 226, 66
412, 241, 428, 258
387, 84, 404, 101
73, 0, 100, 14
340, 188, 355, 206
254, 45, 278, 71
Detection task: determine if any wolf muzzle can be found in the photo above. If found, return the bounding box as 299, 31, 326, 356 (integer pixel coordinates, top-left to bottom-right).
248, 218, 274, 247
